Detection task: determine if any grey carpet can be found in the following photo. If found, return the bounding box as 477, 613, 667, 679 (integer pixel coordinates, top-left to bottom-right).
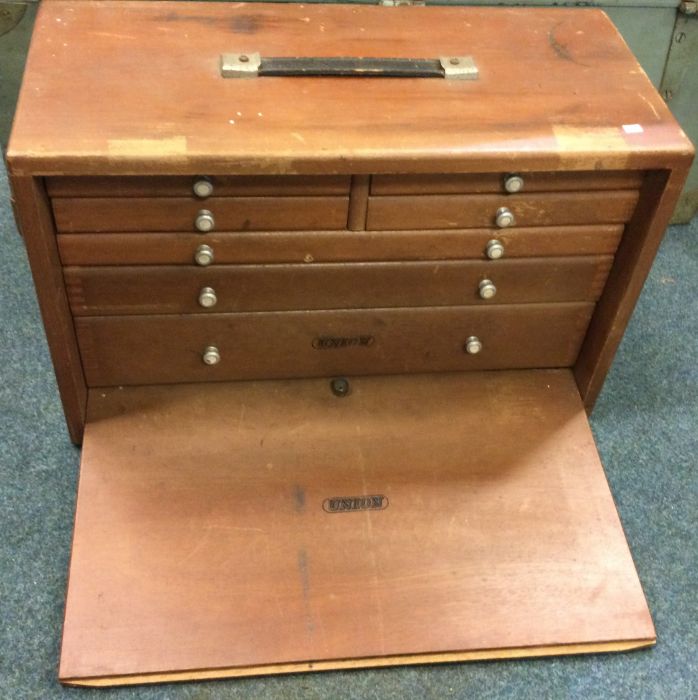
0, 159, 695, 699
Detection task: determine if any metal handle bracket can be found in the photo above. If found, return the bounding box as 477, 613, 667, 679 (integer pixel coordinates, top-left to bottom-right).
220, 53, 478, 80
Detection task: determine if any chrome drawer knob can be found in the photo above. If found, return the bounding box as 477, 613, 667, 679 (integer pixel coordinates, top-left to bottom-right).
495, 206, 515, 228
478, 279, 497, 300
195, 209, 215, 232
486, 239, 505, 260
194, 244, 214, 266
198, 286, 218, 308
503, 174, 524, 193
202, 346, 221, 365
193, 177, 214, 199
464, 336, 482, 355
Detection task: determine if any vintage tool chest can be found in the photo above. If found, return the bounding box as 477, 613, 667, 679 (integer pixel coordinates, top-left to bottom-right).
7, 0, 694, 687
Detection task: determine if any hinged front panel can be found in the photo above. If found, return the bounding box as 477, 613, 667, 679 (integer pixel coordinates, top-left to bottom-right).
60, 370, 653, 686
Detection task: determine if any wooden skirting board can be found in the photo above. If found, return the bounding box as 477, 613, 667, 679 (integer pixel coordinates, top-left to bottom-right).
60, 370, 655, 686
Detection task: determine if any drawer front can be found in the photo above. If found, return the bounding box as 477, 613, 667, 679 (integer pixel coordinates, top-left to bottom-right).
52, 197, 350, 233
65, 258, 612, 316
366, 191, 639, 230
57, 225, 624, 266
75, 303, 594, 386
371, 171, 644, 195
47, 175, 351, 198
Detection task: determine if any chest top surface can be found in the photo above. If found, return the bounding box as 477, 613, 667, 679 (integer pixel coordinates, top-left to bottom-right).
7, 0, 692, 176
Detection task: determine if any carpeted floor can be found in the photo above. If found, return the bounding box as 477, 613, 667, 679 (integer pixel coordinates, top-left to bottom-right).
0, 158, 695, 699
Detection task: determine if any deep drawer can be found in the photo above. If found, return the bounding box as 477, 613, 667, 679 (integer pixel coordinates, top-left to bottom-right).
75, 303, 595, 386
56, 225, 625, 266
52, 196, 350, 233
366, 191, 639, 230
371, 171, 644, 195
47, 175, 351, 198
64, 258, 613, 316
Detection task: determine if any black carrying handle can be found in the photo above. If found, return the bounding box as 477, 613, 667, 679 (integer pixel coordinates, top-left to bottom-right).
220, 54, 478, 80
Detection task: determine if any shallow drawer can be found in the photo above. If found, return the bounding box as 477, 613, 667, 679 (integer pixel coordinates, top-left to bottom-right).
75, 303, 595, 386
65, 258, 613, 316
371, 171, 645, 195
57, 225, 625, 266
47, 175, 351, 198
366, 191, 639, 230
52, 197, 349, 233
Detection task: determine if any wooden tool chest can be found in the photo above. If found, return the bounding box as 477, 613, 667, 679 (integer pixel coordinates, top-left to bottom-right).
7, 0, 693, 687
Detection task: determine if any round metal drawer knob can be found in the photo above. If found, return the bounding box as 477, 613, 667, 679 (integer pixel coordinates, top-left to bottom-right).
202, 346, 221, 365
486, 239, 505, 260
198, 286, 218, 308
495, 206, 515, 228
194, 244, 214, 266
464, 336, 482, 355
503, 174, 524, 193
195, 209, 215, 232
478, 279, 497, 300
193, 177, 214, 199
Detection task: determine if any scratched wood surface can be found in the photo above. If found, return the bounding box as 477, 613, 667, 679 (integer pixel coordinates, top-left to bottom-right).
6, 2, 691, 176
73, 303, 594, 386
365, 191, 639, 230
56, 225, 625, 266
63, 257, 612, 315
59, 370, 655, 684
52, 196, 350, 232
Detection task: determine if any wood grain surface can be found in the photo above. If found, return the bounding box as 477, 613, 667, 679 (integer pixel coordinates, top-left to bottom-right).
366, 191, 639, 230
7, 2, 692, 176
46, 174, 351, 197
59, 370, 655, 684
74, 303, 594, 386
56, 225, 625, 265
52, 196, 350, 233
64, 257, 613, 315
371, 171, 644, 195
8, 176, 87, 443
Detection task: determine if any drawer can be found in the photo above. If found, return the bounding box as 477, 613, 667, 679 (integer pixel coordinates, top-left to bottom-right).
75, 303, 595, 386
51, 196, 350, 233
371, 171, 645, 195
57, 225, 625, 266
47, 175, 351, 198
366, 191, 639, 230
64, 258, 613, 316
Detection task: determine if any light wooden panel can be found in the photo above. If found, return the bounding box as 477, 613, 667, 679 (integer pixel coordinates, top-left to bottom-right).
60, 370, 655, 685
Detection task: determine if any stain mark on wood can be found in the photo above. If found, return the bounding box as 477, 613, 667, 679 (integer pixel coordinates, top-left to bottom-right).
293, 485, 306, 514
297, 548, 315, 633
548, 22, 587, 67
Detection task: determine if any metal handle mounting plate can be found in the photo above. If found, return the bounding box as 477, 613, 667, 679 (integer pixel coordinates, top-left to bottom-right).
220, 54, 478, 80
